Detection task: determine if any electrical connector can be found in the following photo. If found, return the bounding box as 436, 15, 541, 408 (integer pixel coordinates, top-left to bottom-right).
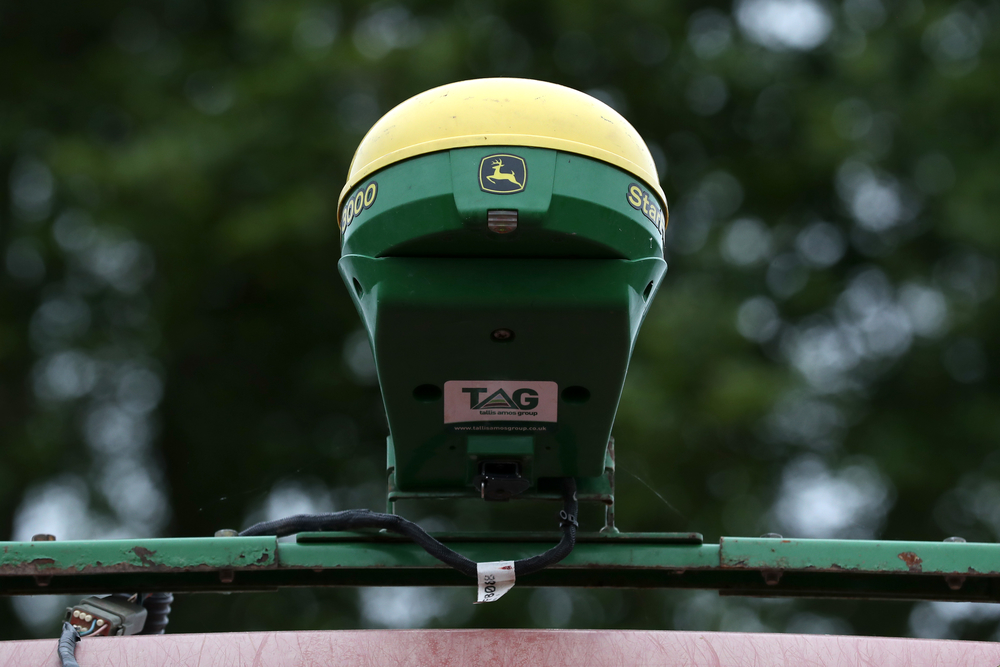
65, 596, 148, 637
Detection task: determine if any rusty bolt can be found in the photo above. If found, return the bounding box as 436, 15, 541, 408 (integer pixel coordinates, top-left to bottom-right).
943, 537, 967, 589
762, 570, 782, 586
30, 533, 55, 587
945, 575, 966, 591
214, 529, 239, 584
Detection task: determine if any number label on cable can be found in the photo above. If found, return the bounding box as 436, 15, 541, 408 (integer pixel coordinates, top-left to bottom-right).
476, 561, 516, 603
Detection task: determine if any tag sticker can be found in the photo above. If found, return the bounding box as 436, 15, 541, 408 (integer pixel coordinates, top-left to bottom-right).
476, 561, 516, 603
444, 381, 557, 431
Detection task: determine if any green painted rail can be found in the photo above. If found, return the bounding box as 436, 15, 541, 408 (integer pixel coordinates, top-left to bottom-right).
2, 533, 1000, 602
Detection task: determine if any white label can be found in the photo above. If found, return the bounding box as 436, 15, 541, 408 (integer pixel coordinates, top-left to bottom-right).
444, 380, 558, 430
476, 561, 516, 603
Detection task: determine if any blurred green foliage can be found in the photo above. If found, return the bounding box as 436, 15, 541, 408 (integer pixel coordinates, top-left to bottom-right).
2, 0, 1000, 642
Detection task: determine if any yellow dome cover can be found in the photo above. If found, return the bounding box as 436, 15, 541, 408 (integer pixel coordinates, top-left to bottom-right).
339, 78, 665, 209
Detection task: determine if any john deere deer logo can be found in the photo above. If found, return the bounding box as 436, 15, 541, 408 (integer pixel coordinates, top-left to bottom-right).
479, 154, 527, 194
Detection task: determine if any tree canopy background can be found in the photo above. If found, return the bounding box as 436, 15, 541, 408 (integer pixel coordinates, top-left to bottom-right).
2, 0, 1000, 640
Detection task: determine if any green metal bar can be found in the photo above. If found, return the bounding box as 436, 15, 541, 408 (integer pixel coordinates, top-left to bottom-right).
281, 533, 714, 570
1, 534, 999, 603
0, 537, 276, 574
720, 537, 1000, 575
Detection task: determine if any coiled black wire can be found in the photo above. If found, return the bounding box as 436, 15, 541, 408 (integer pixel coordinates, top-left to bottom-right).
240, 477, 579, 578
139, 592, 173, 634
58, 622, 81, 667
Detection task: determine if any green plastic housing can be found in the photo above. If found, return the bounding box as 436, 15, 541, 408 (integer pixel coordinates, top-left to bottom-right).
339, 146, 666, 495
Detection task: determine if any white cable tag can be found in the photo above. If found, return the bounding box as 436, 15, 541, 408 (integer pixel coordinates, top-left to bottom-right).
476, 561, 516, 603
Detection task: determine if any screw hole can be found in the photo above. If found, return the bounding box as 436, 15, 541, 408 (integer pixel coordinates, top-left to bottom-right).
353, 278, 364, 298
643, 281, 654, 301
561, 386, 590, 404
412, 384, 442, 402
491, 328, 515, 342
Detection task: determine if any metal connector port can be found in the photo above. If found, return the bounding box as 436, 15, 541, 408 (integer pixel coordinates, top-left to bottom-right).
66, 595, 148, 637
473, 461, 531, 501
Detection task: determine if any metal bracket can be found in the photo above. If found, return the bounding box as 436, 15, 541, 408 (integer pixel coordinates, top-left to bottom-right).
386, 437, 617, 530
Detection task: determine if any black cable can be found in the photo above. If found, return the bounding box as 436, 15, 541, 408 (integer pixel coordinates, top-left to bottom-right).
516, 477, 578, 577
240, 477, 578, 579
139, 592, 173, 634
58, 622, 81, 667
50, 485, 572, 658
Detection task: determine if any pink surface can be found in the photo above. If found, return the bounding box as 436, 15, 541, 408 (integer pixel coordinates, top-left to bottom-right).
2, 629, 999, 667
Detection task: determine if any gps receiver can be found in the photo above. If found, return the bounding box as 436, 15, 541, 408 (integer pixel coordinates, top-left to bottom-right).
337, 78, 668, 503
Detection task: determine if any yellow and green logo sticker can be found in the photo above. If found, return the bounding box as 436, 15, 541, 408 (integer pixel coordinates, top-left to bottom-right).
479, 154, 527, 194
